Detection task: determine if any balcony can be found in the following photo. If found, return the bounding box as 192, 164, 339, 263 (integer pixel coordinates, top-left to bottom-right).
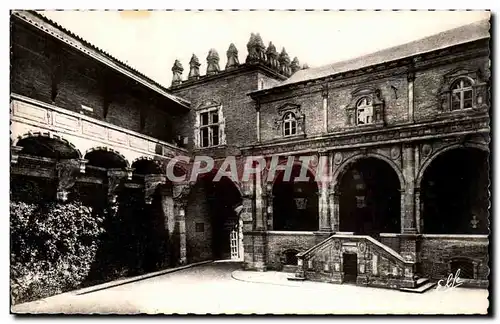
10, 93, 188, 166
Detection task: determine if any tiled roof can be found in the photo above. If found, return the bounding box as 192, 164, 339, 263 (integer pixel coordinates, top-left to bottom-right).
273, 18, 490, 90
12, 10, 191, 109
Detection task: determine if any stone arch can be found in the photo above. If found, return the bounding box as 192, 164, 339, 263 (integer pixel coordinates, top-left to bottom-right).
14, 131, 83, 159
84, 146, 130, 168
131, 156, 163, 175
265, 157, 321, 193
416, 142, 489, 189
331, 152, 405, 192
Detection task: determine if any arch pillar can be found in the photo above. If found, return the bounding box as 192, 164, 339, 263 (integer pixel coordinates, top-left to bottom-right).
329, 189, 340, 232
318, 150, 332, 232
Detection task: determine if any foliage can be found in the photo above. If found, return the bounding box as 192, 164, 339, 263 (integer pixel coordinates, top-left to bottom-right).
10, 200, 105, 305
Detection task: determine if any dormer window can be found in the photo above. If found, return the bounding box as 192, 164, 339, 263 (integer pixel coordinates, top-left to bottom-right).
356, 97, 374, 125
451, 78, 473, 110
283, 112, 297, 136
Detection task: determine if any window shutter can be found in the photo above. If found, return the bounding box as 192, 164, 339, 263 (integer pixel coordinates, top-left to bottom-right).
218, 105, 226, 145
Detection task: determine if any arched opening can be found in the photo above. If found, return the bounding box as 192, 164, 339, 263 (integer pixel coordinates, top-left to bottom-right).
421, 147, 489, 234
272, 165, 319, 231
283, 249, 299, 266
131, 158, 163, 176
185, 173, 243, 262
338, 157, 400, 236
85, 149, 127, 170
17, 135, 80, 160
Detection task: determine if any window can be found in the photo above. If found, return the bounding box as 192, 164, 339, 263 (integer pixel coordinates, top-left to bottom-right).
451, 78, 473, 110
356, 97, 374, 125
195, 222, 205, 233
199, 109, 220, 148
283, 112, 297, 137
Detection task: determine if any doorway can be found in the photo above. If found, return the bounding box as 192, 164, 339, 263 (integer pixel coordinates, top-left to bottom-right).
343, 253, 358, 283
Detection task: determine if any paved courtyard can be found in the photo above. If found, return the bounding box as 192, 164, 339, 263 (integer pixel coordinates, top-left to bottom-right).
12, 261, 489, 315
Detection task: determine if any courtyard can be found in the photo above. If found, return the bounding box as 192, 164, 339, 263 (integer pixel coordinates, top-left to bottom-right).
11, 261, 488, 315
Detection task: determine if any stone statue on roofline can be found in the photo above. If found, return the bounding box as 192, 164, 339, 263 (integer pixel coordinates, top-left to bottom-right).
266, 41, 279, 70
171, 59, 184, 86
207, 48, 220, 76
188, 54, 200, 80
279, 47, 291, 77
226, 43, 239, 70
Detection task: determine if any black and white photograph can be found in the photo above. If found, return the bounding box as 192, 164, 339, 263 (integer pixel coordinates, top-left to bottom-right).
7, 7, 492, 315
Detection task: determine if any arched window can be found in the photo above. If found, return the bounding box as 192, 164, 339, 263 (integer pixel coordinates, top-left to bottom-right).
451, 78, 473, 110
356, 97, 374, 125
283, 112, 297, 137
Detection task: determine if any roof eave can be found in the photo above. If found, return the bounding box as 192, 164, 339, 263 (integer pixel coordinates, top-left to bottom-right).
12, 10, 191, 110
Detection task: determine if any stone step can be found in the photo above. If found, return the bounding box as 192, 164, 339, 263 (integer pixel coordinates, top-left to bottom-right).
287, 276, 306, 281
416, 277, 430, 286
400, 281, 436, 293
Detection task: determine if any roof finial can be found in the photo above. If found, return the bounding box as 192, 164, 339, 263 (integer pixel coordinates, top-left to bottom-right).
206, 48, 220, 76
171, 59, 183, 86
291, 57, 301, 74
278, 47, 291, 77
226, 43, 240, 69
188, 54, 200, 80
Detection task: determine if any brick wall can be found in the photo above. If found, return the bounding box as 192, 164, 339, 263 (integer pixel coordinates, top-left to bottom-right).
171, 68, 282, 157
413, 56, 489, 121
265, 232, 317, 270
419, 236, 489, 281
11, 21, 180, 145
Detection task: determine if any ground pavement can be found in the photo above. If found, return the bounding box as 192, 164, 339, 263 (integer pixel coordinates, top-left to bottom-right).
11, 261, 489, 315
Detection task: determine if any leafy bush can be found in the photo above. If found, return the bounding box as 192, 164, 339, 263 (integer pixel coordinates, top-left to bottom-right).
10, 200, 105, 305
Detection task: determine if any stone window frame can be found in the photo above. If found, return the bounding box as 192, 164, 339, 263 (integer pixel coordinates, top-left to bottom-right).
274, 103, 305, 138
438, 66, 489, 113
282, 112, 298, 137
345, 86, 385, 127
194, 100, 226, 149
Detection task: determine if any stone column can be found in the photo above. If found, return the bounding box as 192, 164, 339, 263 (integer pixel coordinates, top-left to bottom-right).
107, 169, 128, 204
407, 71, 415, 123
401, 144, 416, 234
158, 185, 175, 267
330, 190, 340, 232
144, 174, 166, 205
400, 143, 418, 263
318, 151, 331, 232
264, 182, 273, 230
172, 182, 190, 265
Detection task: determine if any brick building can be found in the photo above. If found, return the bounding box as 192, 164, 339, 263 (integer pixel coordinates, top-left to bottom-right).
10, 11, 490, 290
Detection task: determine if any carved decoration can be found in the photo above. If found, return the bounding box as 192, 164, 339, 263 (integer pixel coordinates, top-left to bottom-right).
333, 240, 341, 251
171, 60, 184, 86
56, 159, 80, 201
278, 48, 291, 77
345, 86, 385, 127
107, 169, 128, 204
390, 146, 401, 160
225, 43, 239, 69
246, 33, 258, 63
206, 49, 220, 75
421, 143, 433, 158
144, 174, 167, 204
266, 41, 279, 70
290, 57, 301, 74
273, 103, 305, 136
333, 152, 343, 165
188, 54, 201, 80
358, 241, 366, 253
10, 146, 23, 165
438, 66, 490, 112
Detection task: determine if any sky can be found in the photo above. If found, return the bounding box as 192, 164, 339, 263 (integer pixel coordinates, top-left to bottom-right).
38, 10, 490, 88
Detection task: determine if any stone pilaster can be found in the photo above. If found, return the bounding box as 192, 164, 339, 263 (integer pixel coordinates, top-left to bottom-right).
172, 182, 190, 265
10, 146, 23, 165
318, 151, 331, 232
330, 190, 340, 232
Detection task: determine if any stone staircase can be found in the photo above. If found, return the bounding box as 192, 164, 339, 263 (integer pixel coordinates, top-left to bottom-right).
289, 233, 435, 292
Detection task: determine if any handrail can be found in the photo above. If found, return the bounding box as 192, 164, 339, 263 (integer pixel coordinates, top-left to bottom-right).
297, 233, 414, 265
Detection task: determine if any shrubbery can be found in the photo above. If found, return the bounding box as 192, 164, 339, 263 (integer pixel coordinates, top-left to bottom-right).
10, 200, 105, 305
